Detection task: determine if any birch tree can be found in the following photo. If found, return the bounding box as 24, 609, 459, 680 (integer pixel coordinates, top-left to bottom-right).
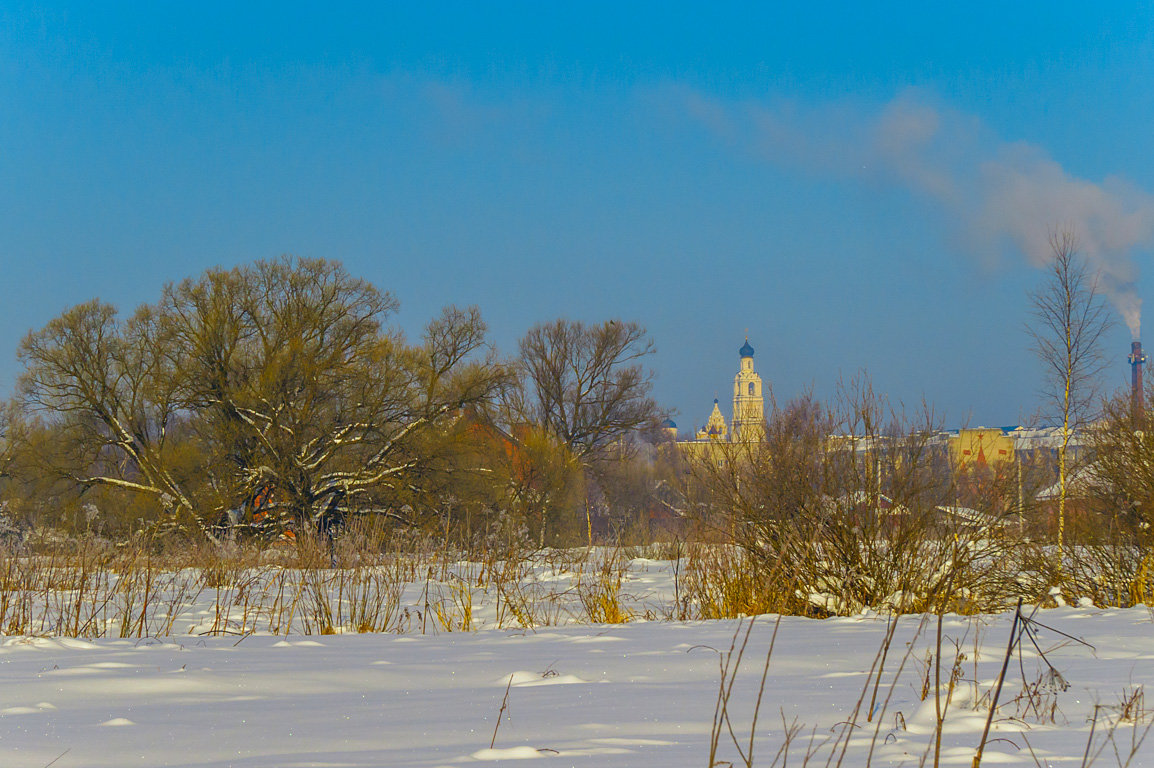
1028, 230, 1113, 557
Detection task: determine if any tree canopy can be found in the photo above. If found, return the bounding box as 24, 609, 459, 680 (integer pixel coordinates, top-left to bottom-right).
17, 257, 507, 537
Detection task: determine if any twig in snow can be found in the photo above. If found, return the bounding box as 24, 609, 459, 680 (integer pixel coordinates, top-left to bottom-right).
43, 749, 71, 768
973, 598, 1023, 768
490, 673, 515, 750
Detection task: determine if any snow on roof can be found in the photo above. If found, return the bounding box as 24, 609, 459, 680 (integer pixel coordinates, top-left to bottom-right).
935, 505, 1008, 528
1035, 463, 1105, 501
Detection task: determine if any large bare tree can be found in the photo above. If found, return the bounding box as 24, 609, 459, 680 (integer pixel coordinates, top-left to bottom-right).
19, 299, 199, 524
513, 319, 661, 462
1028, 230, 1113, 556
163, 258, 505, 530
509, 318, 662, 543
17, 258, 506, 536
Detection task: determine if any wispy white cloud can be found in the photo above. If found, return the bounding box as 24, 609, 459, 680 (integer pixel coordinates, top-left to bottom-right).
675, 87, 1154, 337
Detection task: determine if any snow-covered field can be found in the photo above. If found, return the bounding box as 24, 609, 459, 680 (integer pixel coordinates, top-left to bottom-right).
2, 557, 1153, 767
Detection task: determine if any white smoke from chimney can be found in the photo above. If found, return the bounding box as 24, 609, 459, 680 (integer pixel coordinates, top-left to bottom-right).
976, 146, 1151, 338
681, 88, 1154, 337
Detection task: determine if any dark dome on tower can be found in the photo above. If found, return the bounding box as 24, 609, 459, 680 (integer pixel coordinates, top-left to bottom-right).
739, 339, 755, 358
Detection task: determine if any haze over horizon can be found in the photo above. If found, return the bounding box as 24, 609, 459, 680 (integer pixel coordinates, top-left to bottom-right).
3, 2, 1153, 430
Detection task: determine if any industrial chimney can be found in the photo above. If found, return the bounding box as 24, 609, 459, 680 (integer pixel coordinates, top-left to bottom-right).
1130, 341, 1146, 418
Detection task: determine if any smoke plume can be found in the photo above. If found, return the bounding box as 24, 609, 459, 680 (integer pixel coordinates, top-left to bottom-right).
682, 89, 1154, 337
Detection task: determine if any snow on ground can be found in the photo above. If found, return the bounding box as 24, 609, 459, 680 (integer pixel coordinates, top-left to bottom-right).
2, 558, 1154, 767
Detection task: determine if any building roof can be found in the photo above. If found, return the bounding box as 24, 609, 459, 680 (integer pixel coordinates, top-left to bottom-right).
1036, 463, 1104, 500
739, 338, 755, 358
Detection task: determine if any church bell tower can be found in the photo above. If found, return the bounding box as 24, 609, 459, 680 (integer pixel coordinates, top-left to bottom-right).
731, 337, 764, 442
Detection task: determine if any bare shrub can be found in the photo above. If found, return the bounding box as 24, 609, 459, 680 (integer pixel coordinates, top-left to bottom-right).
682, 543, 792, 619
1063, 389, 1154, 608
686, 379, 1027, 618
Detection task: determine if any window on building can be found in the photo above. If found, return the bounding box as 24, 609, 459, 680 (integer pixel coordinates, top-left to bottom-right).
748, 382, 755, 395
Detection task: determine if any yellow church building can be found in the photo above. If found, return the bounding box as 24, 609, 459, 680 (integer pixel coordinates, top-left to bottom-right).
685, 337, 766, 447
672, 336, 1070, 497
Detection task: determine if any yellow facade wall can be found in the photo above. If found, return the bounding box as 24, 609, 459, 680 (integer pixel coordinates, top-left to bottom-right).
950, 428, 1014, 470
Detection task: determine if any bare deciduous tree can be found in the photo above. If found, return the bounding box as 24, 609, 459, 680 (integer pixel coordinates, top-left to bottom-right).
509, 319, 663, 543
0, 401, 17, 480
1090, 391, 1154, 520
17, 258, 508, 537
513, 319, 661, 462
1028, 230, 1113, 556
18, 300, 200, 526
164, 258, 506, 530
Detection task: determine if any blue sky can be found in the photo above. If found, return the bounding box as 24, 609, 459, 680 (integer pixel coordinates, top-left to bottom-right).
2, 2, 1153, 430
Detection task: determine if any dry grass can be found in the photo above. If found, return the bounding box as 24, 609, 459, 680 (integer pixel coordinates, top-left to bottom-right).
1, 513, 1152, 643
574, 547, 632, 624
